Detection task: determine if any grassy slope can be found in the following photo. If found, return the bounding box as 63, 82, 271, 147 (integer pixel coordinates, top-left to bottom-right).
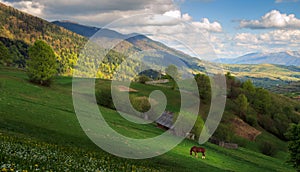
0, 68, 295, 172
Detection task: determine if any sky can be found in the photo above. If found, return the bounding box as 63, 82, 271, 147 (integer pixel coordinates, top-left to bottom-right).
0, 0, 299, 59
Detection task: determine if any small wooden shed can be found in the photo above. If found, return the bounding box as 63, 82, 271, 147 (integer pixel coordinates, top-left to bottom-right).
155, 111, 174, 130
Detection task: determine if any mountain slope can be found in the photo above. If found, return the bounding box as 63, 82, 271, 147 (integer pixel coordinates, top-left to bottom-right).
0, 2, 87, 74
0, 3, 86, 52
0, 67, 298, 172
217, 51, 300, 66
53, 21, 207, 77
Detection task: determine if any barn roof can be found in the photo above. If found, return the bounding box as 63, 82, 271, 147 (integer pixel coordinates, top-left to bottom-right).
155, 111, 174, 129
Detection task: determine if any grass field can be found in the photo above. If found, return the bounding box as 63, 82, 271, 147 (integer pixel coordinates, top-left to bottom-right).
0, 67, 295, 172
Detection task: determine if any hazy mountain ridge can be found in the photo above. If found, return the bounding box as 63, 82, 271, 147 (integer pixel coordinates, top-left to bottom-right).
217, 51, 300, 66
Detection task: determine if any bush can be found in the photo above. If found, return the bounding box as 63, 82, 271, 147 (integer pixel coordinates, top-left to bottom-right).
131, 96, 151, 113
95, 88, 115, 109
137, 75, 151, 84
246, 114, 258, 127
259, 141, 277, 157
213, 123, 234, 142
231, 136, 247, 148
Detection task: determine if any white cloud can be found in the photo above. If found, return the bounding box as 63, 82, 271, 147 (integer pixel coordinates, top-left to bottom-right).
0, 0, 44, 16
163, 10, 182, 19
275, 0, 299, 3
182, 13, 192, 21
240, 10, 300, 29
233, 30, 300, 54
192, 18, 222, 32
0, 0, 222, 33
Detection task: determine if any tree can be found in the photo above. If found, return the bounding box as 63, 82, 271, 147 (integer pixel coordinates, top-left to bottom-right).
27, 40, 57, 86
236, 94, 248, 118
165, 65, 180, 90
192, 116, 205, 140
253, 88, 271, 115
285, 123, 300, 171
132, 96, 151, 113
242, 79, 256, 103
165, 65, 180, 80
0, 42, 12, 66
137, 75, 151, 84
194, 73, 211, 104
226, 72, 241, 99
173, 111, 203, 137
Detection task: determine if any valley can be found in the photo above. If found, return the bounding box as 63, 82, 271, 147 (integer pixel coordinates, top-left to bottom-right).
0, 1, 300, 172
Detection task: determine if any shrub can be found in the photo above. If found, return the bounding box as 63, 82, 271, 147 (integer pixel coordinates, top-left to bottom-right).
231, 136, 247, 148
246, 114, 258, 127
213, 123, 234, 142
95, 88, 115, 109
137, 75, 151, 84
259, 141, 277, 157
131, 96, 151, 113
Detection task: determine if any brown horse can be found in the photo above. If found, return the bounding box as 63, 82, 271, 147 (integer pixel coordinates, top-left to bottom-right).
190, 146, 206, 159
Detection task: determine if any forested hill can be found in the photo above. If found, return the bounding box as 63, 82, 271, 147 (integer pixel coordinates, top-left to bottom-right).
0, 3, 86, 51
0, 2, 87, 74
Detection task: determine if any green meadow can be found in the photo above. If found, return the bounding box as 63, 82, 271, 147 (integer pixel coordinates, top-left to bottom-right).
0, 67, 295, 172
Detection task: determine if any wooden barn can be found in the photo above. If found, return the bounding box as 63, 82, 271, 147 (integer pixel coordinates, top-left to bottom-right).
155, 111, 174, 130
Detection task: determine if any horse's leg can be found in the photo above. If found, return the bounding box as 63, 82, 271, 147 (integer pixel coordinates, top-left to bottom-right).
202, 152, 206, 159
195, 152, 198, 158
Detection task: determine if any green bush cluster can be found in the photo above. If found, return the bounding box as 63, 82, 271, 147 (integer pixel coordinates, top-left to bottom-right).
137, 75, 151, 84
258, 141, 278, 157
131, 96, 151, 113
95, 88, 115, 109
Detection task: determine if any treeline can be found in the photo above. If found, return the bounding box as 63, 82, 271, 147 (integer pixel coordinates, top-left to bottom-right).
0, 37, 28, 67
225, 72, 300, 140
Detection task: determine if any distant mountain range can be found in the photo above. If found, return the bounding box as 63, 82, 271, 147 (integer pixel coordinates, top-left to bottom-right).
1, 1, 300, 88
216, 51, 300, 66
52, 21, 125, 39
51, 20, 300, 85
